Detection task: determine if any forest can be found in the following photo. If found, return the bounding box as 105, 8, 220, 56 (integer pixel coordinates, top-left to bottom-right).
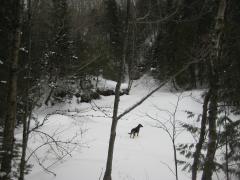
0, 0, 240, 180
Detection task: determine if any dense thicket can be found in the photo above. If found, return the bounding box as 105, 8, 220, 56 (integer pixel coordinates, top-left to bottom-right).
0, 0, 240, 180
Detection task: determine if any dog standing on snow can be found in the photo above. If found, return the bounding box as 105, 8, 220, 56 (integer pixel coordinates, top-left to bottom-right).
128, 124, 143, 138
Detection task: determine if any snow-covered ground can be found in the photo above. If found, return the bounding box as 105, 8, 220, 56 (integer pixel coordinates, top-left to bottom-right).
25, 75, 219, 180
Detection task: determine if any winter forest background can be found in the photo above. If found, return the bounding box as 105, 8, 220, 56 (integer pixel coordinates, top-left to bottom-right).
0, 0, 240, 180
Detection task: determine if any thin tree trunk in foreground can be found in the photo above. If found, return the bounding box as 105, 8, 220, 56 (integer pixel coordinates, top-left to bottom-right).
19, 1, 32, 179
19, 112, 31, 180
224, 106, 229, 180
192, 90, 211, 180
102, 77, 122, 180
201, 0, 227, 179
173, 140, 178, 180
0, 1, 23, 179
201, 86, 218, 180
103, 0, 130, 179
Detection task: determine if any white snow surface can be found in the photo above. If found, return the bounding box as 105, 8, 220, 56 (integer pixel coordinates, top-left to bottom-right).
96, 77, 128, 91
25, 75, 222, 180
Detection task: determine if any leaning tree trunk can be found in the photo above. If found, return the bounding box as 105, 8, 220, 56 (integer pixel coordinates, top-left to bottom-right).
201, 0, 227, 180
0, 0, 23, 180
102, 72, 122, 180
103, 0, 130, 180
192, 90, 211, 180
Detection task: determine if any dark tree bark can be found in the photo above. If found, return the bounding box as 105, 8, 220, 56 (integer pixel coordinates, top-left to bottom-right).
103, 0, 130, 179
201, 0, 227, 179
44, 85, 55, 106
126, 0, 137, 95
189, 64, 196, 89
0, 0, 23, 179
173, 139, 179, 180
19, 111, 31, 180
224, 105, 229, 180
192, 89, 211, 180
102, 74, 122, 180
201, 86, 218, 180
19, 0, 32, 179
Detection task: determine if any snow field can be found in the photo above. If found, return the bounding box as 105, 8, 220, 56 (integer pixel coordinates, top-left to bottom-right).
26, 76, 209, 180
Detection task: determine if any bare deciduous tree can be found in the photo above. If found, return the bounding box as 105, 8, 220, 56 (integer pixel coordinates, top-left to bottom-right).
147, 93, 184, 180
103, 0, 130, 179
25, 112, 83, 177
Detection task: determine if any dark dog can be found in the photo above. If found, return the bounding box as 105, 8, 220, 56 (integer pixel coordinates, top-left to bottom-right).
128, 124, 143, 138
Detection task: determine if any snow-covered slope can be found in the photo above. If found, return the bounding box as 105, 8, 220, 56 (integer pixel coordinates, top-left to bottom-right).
25, 76, 216, 180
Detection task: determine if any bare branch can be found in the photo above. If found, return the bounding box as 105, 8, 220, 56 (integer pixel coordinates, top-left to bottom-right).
73, 55, 102, 76
135, 7, 179, 24
117, 58, 204, 121
32, 151, 56, 177
90, 101, 112, 118
159, 160, 176, 177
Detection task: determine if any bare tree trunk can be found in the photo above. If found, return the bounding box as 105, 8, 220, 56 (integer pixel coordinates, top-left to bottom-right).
44, 74, 58, 106
172, 95, 180, 180
201, 86, 218, 180
19, 112, 31, 180
103, 0, 130, 180
225, 135, 229, 180
126, 1, 137, 95
19, 0, 32, 179
173, 140, 178, 180
0, 1, 23, 179
189, 64, 196, 89
148, 93, 181, 180
201, 0, 227, 179
102, 79, 121, 180
192, 90, 211, 180
224, 105, 229, 180
44, 86, 55, 106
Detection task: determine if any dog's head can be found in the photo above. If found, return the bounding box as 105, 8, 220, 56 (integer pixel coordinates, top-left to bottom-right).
138, 124, 143, 128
